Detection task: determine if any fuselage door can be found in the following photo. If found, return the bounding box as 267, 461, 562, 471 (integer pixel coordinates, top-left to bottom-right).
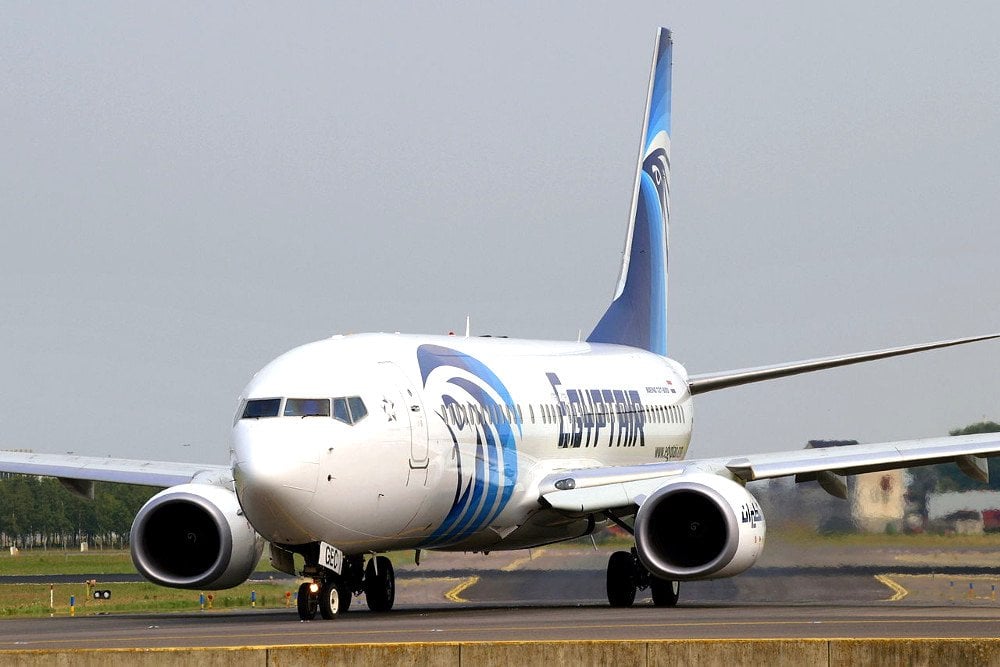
377, 361, 429, 469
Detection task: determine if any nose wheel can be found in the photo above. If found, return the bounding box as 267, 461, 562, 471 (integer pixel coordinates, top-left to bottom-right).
606, 547, 679, 608
296, 550, 396, 620
296, 581, 318, 620
364, 555, 396, 612
319, 578, 351, 619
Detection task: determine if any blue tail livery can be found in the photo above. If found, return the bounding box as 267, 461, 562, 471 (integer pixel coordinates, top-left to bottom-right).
588, 27, 672, 356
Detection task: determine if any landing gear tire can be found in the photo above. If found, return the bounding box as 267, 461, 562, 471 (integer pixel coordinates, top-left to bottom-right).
296, 582, 317, 620
365, 556, 396, 612
318, 579, 347, 619
606, 550, 637, 608
650, 577, 680, 607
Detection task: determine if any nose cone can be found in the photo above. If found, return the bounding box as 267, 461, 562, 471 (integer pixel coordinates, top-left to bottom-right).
231, 419, 321, 544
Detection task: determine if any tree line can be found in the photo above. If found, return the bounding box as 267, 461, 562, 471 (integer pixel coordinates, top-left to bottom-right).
0, 475, 156, 550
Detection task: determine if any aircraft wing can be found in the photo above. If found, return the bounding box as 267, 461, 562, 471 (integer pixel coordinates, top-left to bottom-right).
0, 450, 230, 489
687, 333, 1000, 395
538, 432, 1000, 513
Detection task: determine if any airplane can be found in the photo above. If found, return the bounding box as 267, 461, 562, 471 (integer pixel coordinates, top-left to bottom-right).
3, 27, 1000, 620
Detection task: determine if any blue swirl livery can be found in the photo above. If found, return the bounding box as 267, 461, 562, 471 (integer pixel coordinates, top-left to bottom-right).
588, 27, 672, 356
416, 344, 520, 547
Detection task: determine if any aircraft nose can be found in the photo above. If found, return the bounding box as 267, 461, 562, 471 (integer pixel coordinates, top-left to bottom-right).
230, 420, 320, 544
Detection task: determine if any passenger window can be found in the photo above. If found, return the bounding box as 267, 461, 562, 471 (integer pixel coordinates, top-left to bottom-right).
333, 398, 351, 424
284, 398, 331, 417
348, 396, 367, 423
242, 398, 281, 419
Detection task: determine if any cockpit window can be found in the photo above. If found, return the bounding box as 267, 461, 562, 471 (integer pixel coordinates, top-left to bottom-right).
284, 398, 331, 417
332, 397, 351, 424
242, 398, 281, 419
331, 396, 367, 424
347, 396, 367, 423
239, 395, 368, 424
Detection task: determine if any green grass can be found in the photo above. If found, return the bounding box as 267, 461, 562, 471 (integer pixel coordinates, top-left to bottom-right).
0, 549, 137, 576
0, 548, 300, 618
0, 581, 301, 617
0, 547, 286, 576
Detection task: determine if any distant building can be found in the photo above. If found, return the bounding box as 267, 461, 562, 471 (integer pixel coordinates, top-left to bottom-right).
926, 490, 1000, 534
803, 440, 904, 533
850, 469, 905, 533
754, 441, 905, 533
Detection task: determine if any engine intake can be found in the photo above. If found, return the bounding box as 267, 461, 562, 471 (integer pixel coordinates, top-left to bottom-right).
634, 473, 765, 580
131, 483, 263, 590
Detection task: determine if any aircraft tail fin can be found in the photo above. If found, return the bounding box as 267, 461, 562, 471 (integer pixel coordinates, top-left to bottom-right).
587, 27, 672, 355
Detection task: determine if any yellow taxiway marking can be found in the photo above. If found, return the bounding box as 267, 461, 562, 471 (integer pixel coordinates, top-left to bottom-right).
874, 574, 909, 602
444, 576, 480, 603
501, 548, 548, 572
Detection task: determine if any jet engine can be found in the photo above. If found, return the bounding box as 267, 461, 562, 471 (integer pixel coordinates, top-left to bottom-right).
130, 483, 264, 590
634, 473, 765, 581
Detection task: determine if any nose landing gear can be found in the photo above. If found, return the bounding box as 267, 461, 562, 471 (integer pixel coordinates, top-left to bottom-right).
296, 551, 397, 620
364, 555, 395, 612
606, 547, 679, 608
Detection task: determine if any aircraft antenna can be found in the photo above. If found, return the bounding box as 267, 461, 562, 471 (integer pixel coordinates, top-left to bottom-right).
465, 315, 471, 338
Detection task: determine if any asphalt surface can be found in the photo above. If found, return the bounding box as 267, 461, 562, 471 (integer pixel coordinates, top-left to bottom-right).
3, 564, 1000, 648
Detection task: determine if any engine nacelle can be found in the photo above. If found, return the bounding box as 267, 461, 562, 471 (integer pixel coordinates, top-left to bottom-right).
634, 473, 765, 581
130, 483, 264, 590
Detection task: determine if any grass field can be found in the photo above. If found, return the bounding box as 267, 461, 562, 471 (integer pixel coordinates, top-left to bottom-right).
0, 548, 300, 617
0, 550, 137, 576
0, 580, 302, 617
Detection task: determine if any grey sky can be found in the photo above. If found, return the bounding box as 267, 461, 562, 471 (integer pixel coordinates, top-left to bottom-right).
2, 3, 999, 465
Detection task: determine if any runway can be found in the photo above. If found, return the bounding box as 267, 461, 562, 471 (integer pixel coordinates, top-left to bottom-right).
3, 564, 1000, 649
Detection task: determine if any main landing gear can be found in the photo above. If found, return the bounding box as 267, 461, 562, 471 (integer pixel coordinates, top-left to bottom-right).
296, 553, 396, 620
606, 547, 679, 607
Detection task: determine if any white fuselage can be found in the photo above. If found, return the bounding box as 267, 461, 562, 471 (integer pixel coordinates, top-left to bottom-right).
230, 333, 693, 554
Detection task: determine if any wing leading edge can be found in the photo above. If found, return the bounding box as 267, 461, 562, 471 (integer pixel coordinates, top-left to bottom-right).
0, 450, 230, 489
539, 432, 1000, 513
688, 333, 1000, 395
